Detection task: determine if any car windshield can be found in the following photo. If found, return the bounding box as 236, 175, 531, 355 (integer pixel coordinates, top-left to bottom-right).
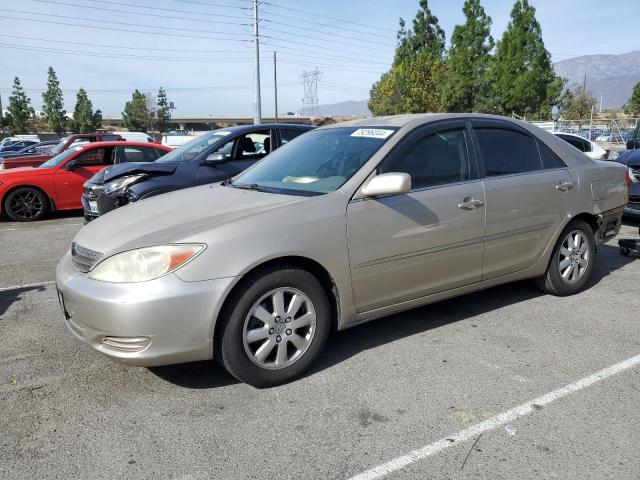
39, 147, 83, 168
231, 127, 398, 195
50, 138, 68, 154
157, 130, 234, 163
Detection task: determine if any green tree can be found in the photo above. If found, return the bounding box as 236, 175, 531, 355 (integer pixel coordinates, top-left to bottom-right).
369, 51, 447, 115
122, 90, 149, 132
156, 87, 171, 134
7, 77, 34, 134
442, 0, 494, 112
564, 87, 596, 120
483, 0, 562, 118
394, 0, 445, 65
70, 88, 100, 133
624, 82, 640, 116
42, 67, 67, 136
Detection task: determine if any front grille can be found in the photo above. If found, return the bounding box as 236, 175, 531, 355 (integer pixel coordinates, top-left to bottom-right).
71, 242, 103, 272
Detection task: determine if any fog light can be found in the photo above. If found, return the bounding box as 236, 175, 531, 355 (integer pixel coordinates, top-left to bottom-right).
101, 336, 151, 353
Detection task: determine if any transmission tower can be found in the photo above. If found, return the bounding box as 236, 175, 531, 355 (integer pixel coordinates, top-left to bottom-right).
300, 68, 322, 117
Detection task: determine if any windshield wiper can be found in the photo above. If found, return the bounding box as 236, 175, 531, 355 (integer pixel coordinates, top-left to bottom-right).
227, 181, 268, 192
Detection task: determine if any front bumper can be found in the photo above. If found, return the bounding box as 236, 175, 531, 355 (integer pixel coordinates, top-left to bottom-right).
56, 250, 235, 367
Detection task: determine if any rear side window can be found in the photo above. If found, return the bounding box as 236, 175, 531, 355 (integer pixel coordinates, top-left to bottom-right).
381, 129, 470, 189
475, 128, 541, 177
116, 146, 162, 163
537, 141, 566, 170
557, 134, 589, 152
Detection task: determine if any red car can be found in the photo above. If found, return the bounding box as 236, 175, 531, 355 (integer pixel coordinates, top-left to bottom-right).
0, 132, 124, 170
0, 141, 171, 221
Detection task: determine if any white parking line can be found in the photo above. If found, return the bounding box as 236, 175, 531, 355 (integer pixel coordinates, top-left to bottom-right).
0, 281, 55, 292
0, 222, 82, 232
348, 353, 640, 480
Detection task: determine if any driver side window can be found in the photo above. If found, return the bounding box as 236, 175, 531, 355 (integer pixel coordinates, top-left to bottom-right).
74, 148, 112, 166
211, 138, 237, 159
235, 131, 271, 160
381, 129, 471, 190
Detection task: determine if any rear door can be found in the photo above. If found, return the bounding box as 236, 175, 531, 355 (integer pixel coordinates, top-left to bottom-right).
347, 120, 485, 312
54, 147, 115, 209
471, 120, 578, 279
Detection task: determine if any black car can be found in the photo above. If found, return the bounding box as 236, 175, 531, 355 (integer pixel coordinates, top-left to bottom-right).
0, 140, 59, 160
0, 140, 39, 154
82, 123, 314, 221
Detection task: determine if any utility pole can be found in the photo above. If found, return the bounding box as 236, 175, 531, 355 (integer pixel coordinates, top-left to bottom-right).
0, 92, 4, 133
273, 51, 278, 123
253, 0, 262, 124
599, 90, 603, 112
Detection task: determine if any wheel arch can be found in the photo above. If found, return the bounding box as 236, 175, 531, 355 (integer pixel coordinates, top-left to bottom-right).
0, 184, 55, 214
214, 255, 341, 345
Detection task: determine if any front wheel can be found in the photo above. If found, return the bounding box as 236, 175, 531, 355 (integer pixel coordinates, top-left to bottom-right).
534, 219, 596, 296
216, 266, 331, 387
4, 187, 49, 222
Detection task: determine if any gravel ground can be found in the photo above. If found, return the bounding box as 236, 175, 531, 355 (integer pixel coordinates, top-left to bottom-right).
1, 212, 639, 480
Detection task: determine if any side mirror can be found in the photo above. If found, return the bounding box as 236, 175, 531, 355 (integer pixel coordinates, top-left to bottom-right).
65, 160, 79, 171
361, 172, 411, 198
202, 152, 226, 166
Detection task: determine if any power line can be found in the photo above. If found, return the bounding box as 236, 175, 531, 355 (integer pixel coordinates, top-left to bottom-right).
4, 9, 251, 37
262, 0, 396, 33
2, 14, 391, 65
31, 0, 249, 25
0, 33, 390, 66
82, 0, 250, 20
0, 34, 247, 54
0, 42, 255, 62
0, 83, 299, 94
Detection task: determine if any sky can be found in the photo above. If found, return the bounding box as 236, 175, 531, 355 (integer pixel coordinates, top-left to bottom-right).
0, 0, 638, 118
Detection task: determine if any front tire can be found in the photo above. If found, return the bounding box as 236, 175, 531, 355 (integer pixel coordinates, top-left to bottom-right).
534, 219, 595, 296
4, 187, 49, 222
216, 266, 331, 388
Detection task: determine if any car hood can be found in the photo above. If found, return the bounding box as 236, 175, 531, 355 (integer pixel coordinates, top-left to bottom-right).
616, 149, 640, 166
73, 184, 308, 255
97, 161, 180, 183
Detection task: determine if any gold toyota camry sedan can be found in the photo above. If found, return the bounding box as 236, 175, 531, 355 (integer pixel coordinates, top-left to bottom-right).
56, 114, 628, 387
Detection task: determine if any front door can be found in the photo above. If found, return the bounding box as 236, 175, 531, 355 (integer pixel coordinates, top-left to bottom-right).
197, 129, 273, 185
347, 121, 486, 313
54, 147, 114, 209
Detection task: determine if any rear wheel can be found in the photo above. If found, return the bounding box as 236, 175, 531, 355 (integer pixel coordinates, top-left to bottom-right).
4, 187, 49, 222
534, 220, 595, 296
216, 266, 331, 388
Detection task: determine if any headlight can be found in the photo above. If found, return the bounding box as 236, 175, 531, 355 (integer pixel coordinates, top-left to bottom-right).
629, 167, 639, 184
103, 174, 147, 195
89, 244, 205, 283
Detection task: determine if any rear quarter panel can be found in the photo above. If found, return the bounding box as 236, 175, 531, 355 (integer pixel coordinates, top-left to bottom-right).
572, 159, 627, 215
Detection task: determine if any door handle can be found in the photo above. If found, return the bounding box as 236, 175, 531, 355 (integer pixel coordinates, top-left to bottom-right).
458, 197, 484, 210
555, 181, 574, 192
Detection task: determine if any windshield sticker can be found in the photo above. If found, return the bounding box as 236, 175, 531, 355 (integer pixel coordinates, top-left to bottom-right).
350, 128, 394, 139
216, 131, 231, 136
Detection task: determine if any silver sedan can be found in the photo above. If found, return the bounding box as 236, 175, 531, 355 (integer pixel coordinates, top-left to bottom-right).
56, 114, 627, 387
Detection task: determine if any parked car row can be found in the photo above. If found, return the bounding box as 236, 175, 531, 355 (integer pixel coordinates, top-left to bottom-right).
53, 114, 628, 387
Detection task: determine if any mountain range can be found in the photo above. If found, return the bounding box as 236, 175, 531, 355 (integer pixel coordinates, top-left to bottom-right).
303, 50, 640, 116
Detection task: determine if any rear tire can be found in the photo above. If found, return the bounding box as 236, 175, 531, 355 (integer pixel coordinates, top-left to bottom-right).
534, 220, 595, 296
216, 266, 331, 388
4, 187, 49, 222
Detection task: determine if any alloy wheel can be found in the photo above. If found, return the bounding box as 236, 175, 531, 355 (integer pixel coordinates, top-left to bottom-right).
242, 288, 317, 370
8, 190, 45, 220
558, 229, 590, 283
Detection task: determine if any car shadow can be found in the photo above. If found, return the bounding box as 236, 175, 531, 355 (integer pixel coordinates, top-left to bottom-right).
0, 284, 49, 318
149, 242, 635, 390
149, 360, 238, 389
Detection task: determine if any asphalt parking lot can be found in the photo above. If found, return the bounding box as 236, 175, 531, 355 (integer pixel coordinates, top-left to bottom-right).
1, 213, 639, 479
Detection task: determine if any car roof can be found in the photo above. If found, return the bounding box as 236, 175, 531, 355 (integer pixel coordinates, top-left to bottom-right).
76, 141, 171, 149
217, 123, 314, 133
319, 113, 554, 129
